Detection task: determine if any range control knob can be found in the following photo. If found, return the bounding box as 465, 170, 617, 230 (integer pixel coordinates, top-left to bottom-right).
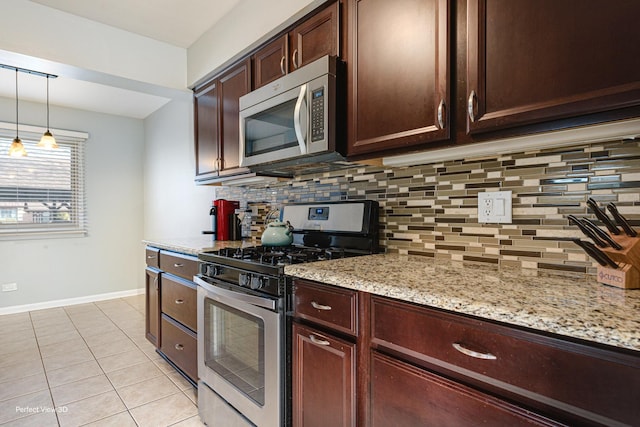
239, 273, 250, 288
205, 264, 221, 277
250, 276, 264, 290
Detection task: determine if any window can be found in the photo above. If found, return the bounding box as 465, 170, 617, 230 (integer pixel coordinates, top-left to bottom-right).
0, 124, 87, 238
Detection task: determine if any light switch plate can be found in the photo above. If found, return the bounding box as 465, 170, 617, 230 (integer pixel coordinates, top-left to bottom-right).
478, 191, 512, 223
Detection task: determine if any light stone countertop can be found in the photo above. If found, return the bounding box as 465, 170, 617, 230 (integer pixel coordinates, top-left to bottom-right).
143, 236, 256, 256
284, 254, 640, 352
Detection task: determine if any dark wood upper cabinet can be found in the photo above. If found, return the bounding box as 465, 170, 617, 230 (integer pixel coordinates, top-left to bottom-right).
253, 1, 341, 90
194, 80, 219, 178
466, 0, 640, 134
253, 34, 289, 89
218, 59, 251, 172
290, 1, 340, 72
193, 59, 251, 181
347, 0, 450, 157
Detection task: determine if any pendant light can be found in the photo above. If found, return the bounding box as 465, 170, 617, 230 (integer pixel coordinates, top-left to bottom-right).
8, 69, 27, 157
38, 75, 58, 149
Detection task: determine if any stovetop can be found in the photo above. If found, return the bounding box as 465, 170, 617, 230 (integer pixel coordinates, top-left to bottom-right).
197, 201, 380, 297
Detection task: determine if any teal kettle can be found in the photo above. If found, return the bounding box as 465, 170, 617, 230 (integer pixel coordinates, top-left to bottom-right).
261, 221, 294, 246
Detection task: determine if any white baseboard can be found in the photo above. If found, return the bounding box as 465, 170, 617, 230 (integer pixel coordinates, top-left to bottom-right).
0, 288, 145, 315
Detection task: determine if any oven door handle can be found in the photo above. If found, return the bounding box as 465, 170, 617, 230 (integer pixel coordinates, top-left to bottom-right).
194, 276, 277, 311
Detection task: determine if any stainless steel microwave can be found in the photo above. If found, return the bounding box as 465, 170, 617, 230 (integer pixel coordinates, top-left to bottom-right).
239, 55, 345, 175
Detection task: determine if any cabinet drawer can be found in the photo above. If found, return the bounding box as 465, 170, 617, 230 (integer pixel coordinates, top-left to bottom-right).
160, 315, 197, 383
159, 251, 198, 281
161, 275, 197, 332
371, 351, 559, 427
293, 280, 357, 336
145, 247, 159, 268
371, 296, 640, 426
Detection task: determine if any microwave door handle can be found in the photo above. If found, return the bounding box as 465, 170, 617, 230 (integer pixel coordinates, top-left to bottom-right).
293, 83, 308, 154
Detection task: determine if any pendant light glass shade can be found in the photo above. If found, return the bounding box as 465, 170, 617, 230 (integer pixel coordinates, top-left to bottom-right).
9, 69, 27, 157
38, 75, 58, 149
9, 137, 27, 157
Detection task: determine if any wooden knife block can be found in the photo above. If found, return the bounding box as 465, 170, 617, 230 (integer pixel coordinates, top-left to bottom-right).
599, 235, 640, 289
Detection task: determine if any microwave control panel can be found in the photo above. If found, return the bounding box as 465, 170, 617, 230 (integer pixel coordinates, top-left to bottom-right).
310, 87, 325, 142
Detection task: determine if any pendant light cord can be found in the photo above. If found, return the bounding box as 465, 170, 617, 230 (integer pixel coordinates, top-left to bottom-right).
46, 75, 50, 131
15, 69, 18, 139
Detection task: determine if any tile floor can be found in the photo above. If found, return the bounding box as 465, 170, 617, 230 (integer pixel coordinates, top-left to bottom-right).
0, 294, 205, 427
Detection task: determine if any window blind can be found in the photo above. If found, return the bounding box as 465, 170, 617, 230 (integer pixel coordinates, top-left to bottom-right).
0, 124, 87, 238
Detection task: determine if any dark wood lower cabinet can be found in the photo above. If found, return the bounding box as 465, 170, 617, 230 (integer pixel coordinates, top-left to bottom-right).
160, 315, 198, 383
292, 280, 640, 427
292, 321, 356, 427
144, 268, 160, 347
371, 351, 561, 427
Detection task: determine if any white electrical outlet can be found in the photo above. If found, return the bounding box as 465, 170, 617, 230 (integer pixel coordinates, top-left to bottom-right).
2, 283, 18, 292
478, 191, 512, 223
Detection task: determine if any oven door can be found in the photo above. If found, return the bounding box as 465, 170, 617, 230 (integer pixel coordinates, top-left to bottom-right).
195, 276, 281, 427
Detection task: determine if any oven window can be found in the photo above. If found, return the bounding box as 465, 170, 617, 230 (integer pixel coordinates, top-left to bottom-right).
203, 297, 265, 406
244, 99, 299, 157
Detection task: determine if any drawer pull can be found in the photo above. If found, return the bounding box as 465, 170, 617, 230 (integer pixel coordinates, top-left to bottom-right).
175, 344, 184, 351
311, 301, 332, 311
452, 342, 497, 360
309, 335, 330, 346
175, 299, 184, 304
147, 255, 156, 259
173, 263, 184, 268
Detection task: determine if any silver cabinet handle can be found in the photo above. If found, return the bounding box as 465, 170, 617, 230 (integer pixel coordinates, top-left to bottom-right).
467, 90, 478, 122
173, 263, 183, 268
175, 299, 184, 304
175, 344, 184, 351
309, 335, 330, 346
292, 49, 299, 69
280, 55, 286, 75
147, 255, 156, 259
452, 342, 497, 360
437, 99, 446, 129
311, 301, 332, 311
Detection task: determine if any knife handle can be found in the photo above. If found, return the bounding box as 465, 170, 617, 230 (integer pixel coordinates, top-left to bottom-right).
573, 239, 608, 266
587, 198, 621, 235
568, 215, 607, 248
580, 240, 619, 269
606, 203, 637, 237
580, 218, 623, 250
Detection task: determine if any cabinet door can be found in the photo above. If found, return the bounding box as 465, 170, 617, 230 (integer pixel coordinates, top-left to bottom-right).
253, 35, 288, 89
218, 58, 251, 173
145, 268, 160, 347
466, 0, 640, 134
347, 0, 450, 157
371, 351, 560, 427
292, 322, 356, 427
194, 79, 220, 178
290, 1, 340, 71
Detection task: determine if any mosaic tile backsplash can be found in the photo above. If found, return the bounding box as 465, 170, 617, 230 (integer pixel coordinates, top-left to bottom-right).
215, 138, 640, 276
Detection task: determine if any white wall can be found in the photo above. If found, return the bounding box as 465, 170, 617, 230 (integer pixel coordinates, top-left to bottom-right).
143, 98, 213, 238
0, 98, 145, 309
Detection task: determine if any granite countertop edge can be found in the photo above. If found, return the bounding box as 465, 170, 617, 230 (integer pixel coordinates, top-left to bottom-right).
285, 254, 640, 353
142, 239, 640, 353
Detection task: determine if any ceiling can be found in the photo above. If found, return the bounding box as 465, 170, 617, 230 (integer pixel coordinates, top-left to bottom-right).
0, 0, 243, 119
29, 0, 241, 49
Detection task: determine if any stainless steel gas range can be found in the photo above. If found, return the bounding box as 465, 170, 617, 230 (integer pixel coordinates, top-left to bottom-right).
195, 201, 379, 427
